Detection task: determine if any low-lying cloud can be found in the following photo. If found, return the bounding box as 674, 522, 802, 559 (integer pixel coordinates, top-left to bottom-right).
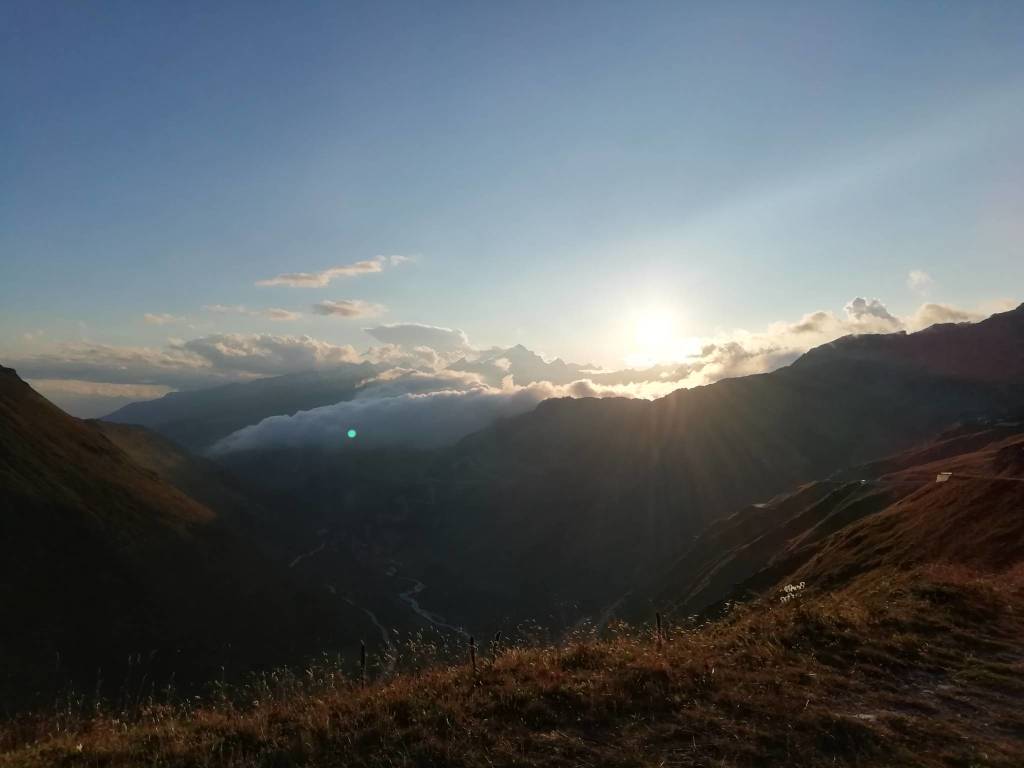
210, 383, 552, 453
908, 302, 981, 329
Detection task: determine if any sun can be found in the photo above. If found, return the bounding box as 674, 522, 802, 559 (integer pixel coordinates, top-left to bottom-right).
633, 307, 676, 349
624, 307, 681, 367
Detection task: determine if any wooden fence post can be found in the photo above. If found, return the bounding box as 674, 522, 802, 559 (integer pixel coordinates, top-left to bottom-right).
360, 641, 366, 686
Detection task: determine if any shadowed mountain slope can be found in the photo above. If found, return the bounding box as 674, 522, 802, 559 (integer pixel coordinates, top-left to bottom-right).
635, 421, 1024, 621
0, 366, 345, 709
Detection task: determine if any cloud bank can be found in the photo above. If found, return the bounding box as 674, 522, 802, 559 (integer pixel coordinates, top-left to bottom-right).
209, 378, 625, 454
10, 334, 361, 389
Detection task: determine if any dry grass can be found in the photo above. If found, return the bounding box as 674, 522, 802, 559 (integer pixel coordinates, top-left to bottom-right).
3, 565, 1023, 767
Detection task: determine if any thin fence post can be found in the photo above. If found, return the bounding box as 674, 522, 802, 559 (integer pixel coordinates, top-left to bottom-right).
469, 636, 477, 674
360, 641, 366, 687
656, 612, 663, 650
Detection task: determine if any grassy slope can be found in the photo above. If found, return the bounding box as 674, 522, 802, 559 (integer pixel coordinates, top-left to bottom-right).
638, 426, 1024, 619
2, 565, 1022, 767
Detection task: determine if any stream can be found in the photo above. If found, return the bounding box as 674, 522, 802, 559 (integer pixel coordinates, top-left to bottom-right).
398, 577, 470, 639
287, 537, 468, 647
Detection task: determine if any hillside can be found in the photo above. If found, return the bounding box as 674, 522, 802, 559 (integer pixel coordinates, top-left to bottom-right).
0, 366, 346, 709
93, 421, 267, 528
636, 421, 1024, 620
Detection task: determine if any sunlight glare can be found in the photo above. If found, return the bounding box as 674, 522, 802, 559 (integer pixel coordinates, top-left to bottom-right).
625, 307, 702, 367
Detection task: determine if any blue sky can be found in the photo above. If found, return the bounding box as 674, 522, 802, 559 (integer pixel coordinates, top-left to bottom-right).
3, 1, 1024, 411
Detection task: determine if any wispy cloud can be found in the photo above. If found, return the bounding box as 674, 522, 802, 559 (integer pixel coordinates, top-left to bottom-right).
143, 313, 183, 325
907, 269, 934, 295
255, 255, 412, 288
311, 299, 385, 318
205, 305, 301, 321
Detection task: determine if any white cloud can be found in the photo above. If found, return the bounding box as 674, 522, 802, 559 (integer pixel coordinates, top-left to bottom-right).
210, 381, 555, 454
312, 299, 385, 318
205, 305, 301, 321
843, 297, 902, 330
11, 342, 212, 388
908, 303, 981, 330
143, 313, 182, 325
363, 323, 471, 353
362, 344, 448, 371
255, 255, 411, 288
179, 333, 361, 375
907, 270, 934, 295
354, 368, 488, 399
208, 372, 718, 456
7, 334, 362, 389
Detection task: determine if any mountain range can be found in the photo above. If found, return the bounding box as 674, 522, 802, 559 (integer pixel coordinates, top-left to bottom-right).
209, 304, 1024, 633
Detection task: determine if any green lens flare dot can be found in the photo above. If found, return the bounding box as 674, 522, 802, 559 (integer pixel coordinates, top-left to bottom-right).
347, 428, 357, 439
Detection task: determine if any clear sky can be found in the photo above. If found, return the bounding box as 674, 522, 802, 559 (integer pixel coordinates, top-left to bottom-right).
3, 1, 1024, 408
